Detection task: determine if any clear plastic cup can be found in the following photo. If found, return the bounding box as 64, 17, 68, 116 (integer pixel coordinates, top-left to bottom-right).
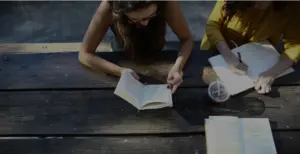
208, 80, 230, 103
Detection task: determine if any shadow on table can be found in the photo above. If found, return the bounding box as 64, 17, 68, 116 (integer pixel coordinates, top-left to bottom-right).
173, 94, 209, 125
172, 86, 284, 126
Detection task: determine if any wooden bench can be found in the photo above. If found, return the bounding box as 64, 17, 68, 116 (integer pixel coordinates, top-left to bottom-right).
0, 42, 300, 154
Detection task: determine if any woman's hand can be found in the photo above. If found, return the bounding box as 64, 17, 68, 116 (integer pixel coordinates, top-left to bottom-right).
216, 41, 248, 75
224, 54, 249, 75
254, 54, 294, 94
167, 66, 183, 94
254, 71, 275, 94
121, 68, 140, 80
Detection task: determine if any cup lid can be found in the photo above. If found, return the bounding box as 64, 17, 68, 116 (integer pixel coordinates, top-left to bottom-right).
208, 81, 230, 102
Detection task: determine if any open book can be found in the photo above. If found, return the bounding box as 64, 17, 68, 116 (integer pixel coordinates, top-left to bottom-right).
208, 40, 294, 95
114, 70, 172, 110
205, 116, 277, 154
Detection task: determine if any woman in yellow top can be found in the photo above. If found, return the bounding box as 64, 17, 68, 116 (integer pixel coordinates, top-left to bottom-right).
201, 1, 300, 94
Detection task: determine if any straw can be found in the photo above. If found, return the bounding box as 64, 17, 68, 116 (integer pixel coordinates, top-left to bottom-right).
217, 80, 220, 96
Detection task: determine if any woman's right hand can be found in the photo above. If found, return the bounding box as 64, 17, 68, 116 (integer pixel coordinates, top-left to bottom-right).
216, 41, 248, 75
121, 68, 140, 80
224, 54, 249, 75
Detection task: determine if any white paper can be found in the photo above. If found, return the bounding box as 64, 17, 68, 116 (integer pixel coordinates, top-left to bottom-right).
205, 116, 244, 154
114, 70, 173, 110
114, 70, 144, 109
241, 118, 277, 154
208, 41, 294, 95
205, 116, 277, 154
141, 84, 172, 109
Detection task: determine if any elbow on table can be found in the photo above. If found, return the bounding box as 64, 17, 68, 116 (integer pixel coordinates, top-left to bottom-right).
78, 49, 92, 68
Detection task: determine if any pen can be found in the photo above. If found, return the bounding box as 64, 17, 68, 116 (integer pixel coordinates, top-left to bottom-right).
237, 52, 242, 63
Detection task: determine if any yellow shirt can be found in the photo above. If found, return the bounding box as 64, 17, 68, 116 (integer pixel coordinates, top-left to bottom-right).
200, 1, 300, 63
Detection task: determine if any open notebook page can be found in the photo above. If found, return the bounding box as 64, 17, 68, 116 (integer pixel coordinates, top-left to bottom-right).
208, 55, 253, 95
114, 71, 144, 109
241, 118, 277, 154
205, 116, 243, 154
140, 84, 172, 110
231, 42, 294, 79
209, 41, 294, 95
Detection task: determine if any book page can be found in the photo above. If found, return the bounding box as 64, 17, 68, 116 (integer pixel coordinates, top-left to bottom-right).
241, 118, 277, 154
205, 116, 244, 154
114, 70, 144, 109
208, 56, 254, 95
140, 84, 172, 110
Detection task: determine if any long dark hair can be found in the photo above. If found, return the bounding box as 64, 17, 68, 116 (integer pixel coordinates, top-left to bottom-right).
109, 1, 167, 61
222, 1, 288, 22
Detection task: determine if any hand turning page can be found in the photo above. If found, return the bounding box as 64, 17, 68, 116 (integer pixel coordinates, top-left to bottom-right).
114, 70, 172, 110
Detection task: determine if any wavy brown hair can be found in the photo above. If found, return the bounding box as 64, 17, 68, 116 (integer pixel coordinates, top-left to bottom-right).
222, 1, 288, 22
109, 1, 167, 61
220, 1, 288, 39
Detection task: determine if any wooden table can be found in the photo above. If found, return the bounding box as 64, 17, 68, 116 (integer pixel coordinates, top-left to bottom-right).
0, 42, 300, 154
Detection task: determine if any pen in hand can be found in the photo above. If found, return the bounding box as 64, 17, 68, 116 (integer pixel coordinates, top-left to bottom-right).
237, 51, 249, 74
237, 52, 242, 63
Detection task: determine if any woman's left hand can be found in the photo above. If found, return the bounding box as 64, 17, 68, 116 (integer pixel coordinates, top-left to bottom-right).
167, 67, 183, 94
254, 71, 275, 94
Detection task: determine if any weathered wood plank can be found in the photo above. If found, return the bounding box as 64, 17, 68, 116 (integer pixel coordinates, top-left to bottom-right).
0, 86, 299, 134
0, 49, 214, 89
1, 136, 206, 154
0, 44, 299, 89
273, 131, 300, 154
0, 132, 299, 154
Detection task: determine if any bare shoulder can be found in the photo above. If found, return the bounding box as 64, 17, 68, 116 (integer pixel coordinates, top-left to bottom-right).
165, 1, 183, 19
90, 0, 113, 26
165, 1, 191, 40
166, 1, 180, 11
97, 0, 111, 15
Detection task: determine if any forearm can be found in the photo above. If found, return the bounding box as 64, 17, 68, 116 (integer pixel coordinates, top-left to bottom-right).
79, 51, 124, 77
172, 38, 194, 71
265, 54, 294, 77
216, 40, 235, 59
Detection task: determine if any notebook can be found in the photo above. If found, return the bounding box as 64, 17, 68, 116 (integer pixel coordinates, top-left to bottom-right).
208, 40, 294, 95
205, 116, 277, 154
114, 70, 172, 110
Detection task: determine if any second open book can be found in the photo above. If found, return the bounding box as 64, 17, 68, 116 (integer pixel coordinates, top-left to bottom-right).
205, 116, 277, 154
114, 70, 172, 110
208, 40, 294, 95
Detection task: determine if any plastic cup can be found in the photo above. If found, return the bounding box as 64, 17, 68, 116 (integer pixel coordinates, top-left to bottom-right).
208, 80, 230, 103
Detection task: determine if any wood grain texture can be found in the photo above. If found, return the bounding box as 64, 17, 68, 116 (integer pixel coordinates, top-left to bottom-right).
0, 132, 299, 154
0, 86, 299, 134
0, 48, 215, 89
0, 136, 206, 154
1, 45, 299, 90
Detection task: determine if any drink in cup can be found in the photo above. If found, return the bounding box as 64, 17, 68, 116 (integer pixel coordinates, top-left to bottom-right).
208, 80, 230, 103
